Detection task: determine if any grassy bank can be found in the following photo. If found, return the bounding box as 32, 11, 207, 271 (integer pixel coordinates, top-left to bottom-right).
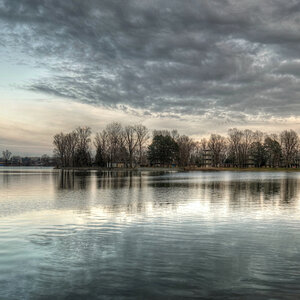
184, 167, 300, 172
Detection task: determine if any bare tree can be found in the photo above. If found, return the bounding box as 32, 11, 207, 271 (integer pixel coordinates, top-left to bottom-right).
280, 130, 299, 167
208, 134, 227, 167
76, 127, 91, 151
228, 129, 255, 167
106, 122, 124, 167
134, 124, 150, 166
124, 125, 139, 168
177, 135, 195, 167
74, 127, 92, 167
94, 130, 109, 167
2, 150, 12, 165
253, 130, 264, 143
53, 131, 79, 167
199, 138, 208, 151
189, 141, 200, 166
248, 131, 266, 167
239, 129, 255, 167
228, 128, 243, 167
264, 134, 282, 167
53, 133, 67, 167
195, 138, 208, 167
65, 131, 78, 167
171, 129, 180, 141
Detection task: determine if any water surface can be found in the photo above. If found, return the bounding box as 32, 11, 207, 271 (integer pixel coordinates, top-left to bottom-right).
1, 167, 300, 299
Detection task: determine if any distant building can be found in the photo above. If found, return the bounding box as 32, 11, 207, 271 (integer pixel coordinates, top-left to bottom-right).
195, 149, 213, 167
11, 156, 22, 166
21, 157, 42, 166
106, 162, 126, 168
203, 149, 212, 167
247, 155, 255, 168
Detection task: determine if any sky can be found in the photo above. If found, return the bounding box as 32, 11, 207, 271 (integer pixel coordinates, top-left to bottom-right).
1, 0, 300, 155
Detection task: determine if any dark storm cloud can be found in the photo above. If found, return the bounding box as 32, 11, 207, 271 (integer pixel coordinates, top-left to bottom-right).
1, 0, 300, 119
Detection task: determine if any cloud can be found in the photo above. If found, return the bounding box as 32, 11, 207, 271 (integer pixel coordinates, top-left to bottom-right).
1, 0, 300, 121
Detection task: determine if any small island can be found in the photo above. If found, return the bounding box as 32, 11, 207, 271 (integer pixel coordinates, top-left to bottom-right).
49, 123, 300, 171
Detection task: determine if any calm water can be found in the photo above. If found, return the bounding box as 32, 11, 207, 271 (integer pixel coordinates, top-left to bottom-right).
1, 167, 300, 299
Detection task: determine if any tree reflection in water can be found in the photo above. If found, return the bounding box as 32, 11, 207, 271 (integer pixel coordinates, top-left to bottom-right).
54, 171, 300, 216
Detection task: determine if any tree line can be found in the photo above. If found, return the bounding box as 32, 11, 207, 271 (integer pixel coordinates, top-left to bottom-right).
0, 149, 53, 166
53, 124, 300, 168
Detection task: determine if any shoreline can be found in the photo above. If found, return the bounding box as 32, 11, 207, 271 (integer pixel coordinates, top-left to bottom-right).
55, 166, 300, 172
55, 167, 184, 172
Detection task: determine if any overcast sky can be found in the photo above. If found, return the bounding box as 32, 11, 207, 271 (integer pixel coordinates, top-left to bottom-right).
1, 0, 300, 155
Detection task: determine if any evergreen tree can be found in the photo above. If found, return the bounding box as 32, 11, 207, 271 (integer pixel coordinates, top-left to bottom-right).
147, 135, 179, 165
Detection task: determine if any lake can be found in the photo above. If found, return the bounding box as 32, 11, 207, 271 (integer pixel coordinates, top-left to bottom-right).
1, 167, 300, 299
